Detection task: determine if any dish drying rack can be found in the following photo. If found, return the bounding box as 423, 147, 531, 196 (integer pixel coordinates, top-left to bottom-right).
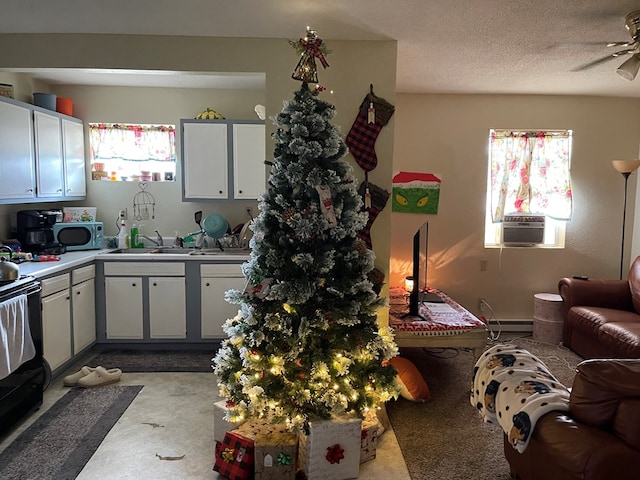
132, 183, 155, 220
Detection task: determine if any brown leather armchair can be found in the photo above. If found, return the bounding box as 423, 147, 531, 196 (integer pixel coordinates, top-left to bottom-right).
504, 359, 640, 480
559, 257, 640, 358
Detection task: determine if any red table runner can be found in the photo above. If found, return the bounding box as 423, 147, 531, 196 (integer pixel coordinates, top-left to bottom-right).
388, 287, 485, 336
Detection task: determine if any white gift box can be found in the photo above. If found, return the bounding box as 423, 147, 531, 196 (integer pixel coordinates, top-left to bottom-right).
297, 415, 362, 480
360, 418, 379, 464
213, 400, 245, 443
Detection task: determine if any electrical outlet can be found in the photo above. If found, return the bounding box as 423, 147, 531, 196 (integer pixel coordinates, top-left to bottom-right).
480, 259, 487, 271
478, 297, 487, 311
119, 208, 127, 220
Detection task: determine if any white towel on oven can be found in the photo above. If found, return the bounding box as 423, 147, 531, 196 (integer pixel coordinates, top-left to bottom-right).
0, 294, 36, 380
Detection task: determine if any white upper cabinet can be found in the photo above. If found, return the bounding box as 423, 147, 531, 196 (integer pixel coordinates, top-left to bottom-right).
62, 119, 87, 197
34, 110, 64, 198
233, 123, 266, 199
0, 100, 36, 200
181, 119, 265, 200
0, 96, 87, 204
182, 122, 228, 199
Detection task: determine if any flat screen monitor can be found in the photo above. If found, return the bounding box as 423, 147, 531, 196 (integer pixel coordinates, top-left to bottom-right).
408, 221, 443, 319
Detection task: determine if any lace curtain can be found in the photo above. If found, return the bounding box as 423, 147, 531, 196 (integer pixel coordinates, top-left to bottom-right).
89, 123, 176, 162
489, 130, 572, 222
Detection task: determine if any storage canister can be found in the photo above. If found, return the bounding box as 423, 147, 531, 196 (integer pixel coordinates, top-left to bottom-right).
533, 293, 564, 345
56, 97, 73, 116
33, 92, 57, 111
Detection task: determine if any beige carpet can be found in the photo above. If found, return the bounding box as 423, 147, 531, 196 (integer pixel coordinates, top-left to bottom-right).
387, 336, 583, 480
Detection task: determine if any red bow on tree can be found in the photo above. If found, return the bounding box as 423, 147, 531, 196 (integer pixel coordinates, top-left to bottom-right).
300, 35, 329, 68
326, 444, 345, 464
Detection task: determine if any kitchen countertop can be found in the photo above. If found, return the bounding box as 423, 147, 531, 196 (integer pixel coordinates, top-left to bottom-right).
18, 248, 250, 279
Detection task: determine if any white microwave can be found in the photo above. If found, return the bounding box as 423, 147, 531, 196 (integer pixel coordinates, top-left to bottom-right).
52, 221, 104, 251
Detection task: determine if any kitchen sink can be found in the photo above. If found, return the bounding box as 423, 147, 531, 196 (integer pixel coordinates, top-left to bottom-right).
110, 247, 193, 254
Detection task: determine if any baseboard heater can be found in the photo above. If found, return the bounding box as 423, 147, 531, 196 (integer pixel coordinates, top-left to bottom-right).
487, 318, 533, 333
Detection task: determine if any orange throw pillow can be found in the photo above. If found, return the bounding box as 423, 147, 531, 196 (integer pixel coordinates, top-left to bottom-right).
390, 356, 431, 402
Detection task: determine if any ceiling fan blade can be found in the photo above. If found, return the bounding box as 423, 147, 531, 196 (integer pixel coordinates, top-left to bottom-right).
573, 54, 620, 72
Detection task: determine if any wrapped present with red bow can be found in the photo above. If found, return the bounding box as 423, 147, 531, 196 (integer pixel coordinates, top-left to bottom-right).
359, 414, 381, 464
214, 399, 246, 443
297, 415, 362, 480
253, 432, 298, 480
213, 431, 255, 480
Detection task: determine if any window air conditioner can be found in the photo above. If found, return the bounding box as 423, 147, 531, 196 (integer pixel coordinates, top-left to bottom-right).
501, 215, 545, 246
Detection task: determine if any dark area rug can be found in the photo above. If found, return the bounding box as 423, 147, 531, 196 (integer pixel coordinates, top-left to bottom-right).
88, 349, 217, 373
387, 336, 583, 480
0, 385, 142, 480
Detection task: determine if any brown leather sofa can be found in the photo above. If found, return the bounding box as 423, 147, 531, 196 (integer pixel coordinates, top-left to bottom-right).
504, 359, 640, 480
558, 257, 640, 358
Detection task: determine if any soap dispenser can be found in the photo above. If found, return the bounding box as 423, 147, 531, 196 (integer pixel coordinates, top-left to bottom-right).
117, 219, 129, 249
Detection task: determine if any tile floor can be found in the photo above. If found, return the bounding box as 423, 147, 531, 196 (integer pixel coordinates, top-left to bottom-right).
0, 363, 411, 480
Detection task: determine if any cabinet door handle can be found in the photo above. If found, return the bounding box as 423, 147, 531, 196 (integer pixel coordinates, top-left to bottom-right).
205, 282, 210, 287
238, 190, 243, 194
67, 188, 73, 193
219, 190, 223, 194
76, 291, 81, 295
153, 282, 157, 286
132, 283, 137, 287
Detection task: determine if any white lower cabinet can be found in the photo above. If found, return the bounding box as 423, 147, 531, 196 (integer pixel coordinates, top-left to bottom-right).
41, 265, 97, 372
41, 275, 72, 372
149, 277, 186, 338
72, 265, 96, 353
103, 262, 185, 340
105, 277, 143, 339
201, 264, 245, 339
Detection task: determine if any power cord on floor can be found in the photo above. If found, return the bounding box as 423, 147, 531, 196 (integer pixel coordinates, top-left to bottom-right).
479, 298, 502, 342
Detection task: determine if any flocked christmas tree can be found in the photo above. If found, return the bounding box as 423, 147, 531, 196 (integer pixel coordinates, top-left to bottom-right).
213, 32, 398, 432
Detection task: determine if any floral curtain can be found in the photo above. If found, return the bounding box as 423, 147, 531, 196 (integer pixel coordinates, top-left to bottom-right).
89, 123, 176, 162
489, 130, 572, 222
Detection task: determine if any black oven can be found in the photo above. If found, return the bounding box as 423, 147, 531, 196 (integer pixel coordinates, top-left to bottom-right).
0, 276, 46, 435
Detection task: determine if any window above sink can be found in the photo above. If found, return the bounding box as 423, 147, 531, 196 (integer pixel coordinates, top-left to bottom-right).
89, 123, 176, 182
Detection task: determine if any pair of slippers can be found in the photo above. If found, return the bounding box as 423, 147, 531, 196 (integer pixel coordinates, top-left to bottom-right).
63, 366, 122, 388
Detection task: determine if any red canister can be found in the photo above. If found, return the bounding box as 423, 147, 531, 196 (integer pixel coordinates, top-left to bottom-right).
56, 97, 73, 116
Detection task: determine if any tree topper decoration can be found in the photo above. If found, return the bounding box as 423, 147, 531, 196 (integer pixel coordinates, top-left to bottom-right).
290, 27, 331, 84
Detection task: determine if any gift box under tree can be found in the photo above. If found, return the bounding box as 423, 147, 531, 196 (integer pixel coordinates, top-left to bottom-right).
214, 399, 246, 443
253, 432, 297, 480
360, 415, 380, 464
297, 416, 362, 480
213, 431, 255, 480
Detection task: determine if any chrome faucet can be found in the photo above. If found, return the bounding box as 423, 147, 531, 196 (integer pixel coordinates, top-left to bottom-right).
141, 231, 163, 247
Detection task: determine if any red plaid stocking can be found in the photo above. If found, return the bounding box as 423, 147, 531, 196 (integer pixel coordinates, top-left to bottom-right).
357, 181, 390, 249
346, 92, 395, 172
346, 111, 383, 172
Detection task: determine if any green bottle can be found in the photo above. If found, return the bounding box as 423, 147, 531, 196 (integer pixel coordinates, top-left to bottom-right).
130, 224, 140, 248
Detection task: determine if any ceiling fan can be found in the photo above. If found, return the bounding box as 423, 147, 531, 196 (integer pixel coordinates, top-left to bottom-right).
575, 9, 640, 79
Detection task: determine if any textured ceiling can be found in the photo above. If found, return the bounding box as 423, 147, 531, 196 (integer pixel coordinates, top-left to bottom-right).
2, 0, 640, 97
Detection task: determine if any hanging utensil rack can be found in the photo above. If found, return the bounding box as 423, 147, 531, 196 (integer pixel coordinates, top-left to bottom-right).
133, 182, 156, 220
